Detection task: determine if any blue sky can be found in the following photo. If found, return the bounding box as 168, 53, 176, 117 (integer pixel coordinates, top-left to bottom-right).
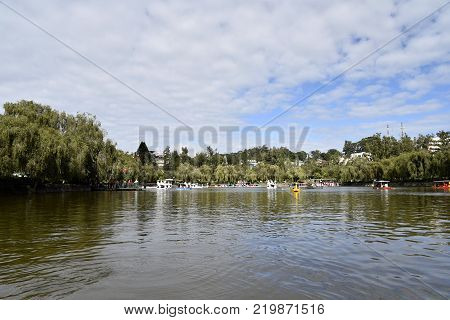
0, 0, 449, 153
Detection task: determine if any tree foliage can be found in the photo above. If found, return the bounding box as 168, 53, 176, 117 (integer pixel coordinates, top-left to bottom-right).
1, 101, 448, 185
0, 101, 118, 184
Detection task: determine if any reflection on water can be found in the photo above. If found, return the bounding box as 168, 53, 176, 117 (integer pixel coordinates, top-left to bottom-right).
0, 188, 449, 299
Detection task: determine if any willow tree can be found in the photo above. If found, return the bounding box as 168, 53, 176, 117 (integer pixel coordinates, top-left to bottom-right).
175, 163, 194, 182
0, 100, 120, 184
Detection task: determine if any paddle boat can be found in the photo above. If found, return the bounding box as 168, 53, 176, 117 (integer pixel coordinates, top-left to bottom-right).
191, 183, 206, 189
291, 183, 301, 193
157, 179, 174, 189
176, 182, 192, 190
373, 180, 393, 190
266, 180, 277, 189
432, 180, 450, 190
307, 179, 324, 189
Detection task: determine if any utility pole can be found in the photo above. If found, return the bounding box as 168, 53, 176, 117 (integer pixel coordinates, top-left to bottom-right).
400, 122, 405, 138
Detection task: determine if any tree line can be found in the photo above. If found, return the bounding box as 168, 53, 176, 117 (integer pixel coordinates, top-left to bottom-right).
0, 100, 119, 184
1, 101, 448, 185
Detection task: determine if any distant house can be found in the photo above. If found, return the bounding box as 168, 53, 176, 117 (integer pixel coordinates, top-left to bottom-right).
291, 160, 304, 167
428, 137, 441, 153
155, 154, 165, 168
339, 156, 347, 165
315, 159, 325, 165
350, 152, 372, 161
248, 159, 258, 168
339, 152, 372, 165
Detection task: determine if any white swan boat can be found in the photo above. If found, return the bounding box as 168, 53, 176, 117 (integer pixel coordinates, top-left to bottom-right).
266, 180, 277, 189
191, 183, 207, 189
157, 179, 174, 189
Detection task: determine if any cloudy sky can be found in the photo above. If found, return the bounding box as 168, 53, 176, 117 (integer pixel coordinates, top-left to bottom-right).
1, 0, 449, 153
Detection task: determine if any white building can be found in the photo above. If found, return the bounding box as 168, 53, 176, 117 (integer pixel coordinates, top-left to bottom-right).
315, 159, 325, 165
155, 155, 165, 168
350, 152, 372, 160
248, 159, 258, 168
428, 137, 441, 153
291, 160, 304, 167
339, 152, 372, 165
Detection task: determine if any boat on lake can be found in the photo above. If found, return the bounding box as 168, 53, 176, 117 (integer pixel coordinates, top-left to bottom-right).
373, 180, 393, 190
157, 179, 174, 189
176, 182, 192, 190
320, 179, 339, 187
432, 180, 450, 190
307, 179, 324, 189
244, 184, 261, 188
306, 184, 322, 189
191, 183, 207, 189
297, 182, 308, 188
266, 180, 277, 189
176, 182, 207, 190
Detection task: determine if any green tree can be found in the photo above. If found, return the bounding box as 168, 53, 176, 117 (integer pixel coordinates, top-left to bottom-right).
436, 130, 449, 150
180, 147, 191, 163
398, 135, 415, 154
323, 149, 342, 163
415, 134, 433, 150
163, 146, 172, 174
175, 163, 194, 182
172, 150, 180, 170
194, 152, 207, 167
136, 141, 152, 166
343, 140, 356, 156
310, 150, 322, 160
0, 100, 119, 184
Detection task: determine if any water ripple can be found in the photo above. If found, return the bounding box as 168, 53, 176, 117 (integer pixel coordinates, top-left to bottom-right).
0, 188, 449, 299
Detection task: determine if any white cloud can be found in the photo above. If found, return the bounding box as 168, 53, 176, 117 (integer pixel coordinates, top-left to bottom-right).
348, 100, 442, 118
0, 0, 449, 152
401, 63, 450, 92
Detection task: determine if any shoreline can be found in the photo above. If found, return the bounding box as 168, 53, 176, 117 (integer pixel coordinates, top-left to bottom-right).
0, 179, 92, 194
0, 179, 441, 194
342, 181, 437, 187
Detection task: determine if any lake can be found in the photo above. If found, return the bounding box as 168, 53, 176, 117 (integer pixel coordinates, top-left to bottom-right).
0, 187, 449, 299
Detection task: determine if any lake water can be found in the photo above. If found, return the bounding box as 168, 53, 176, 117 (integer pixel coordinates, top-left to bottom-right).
0, 187, 449, 299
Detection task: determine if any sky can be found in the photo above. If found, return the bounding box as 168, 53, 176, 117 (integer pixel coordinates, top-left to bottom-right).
0, 0, 449, 153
